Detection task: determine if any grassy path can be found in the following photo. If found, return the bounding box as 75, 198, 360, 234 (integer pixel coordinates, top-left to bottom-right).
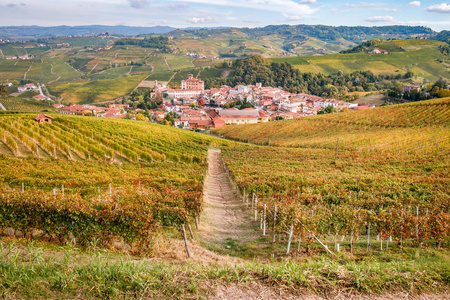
198, 148, 259, 255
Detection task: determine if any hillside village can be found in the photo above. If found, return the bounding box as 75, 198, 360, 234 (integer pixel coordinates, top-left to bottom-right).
58, 73, 376, 130
150, 74, 370, 130
4, 72, 449, 131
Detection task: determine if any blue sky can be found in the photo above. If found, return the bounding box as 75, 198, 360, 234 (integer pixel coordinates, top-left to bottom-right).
0, 0, 449, 31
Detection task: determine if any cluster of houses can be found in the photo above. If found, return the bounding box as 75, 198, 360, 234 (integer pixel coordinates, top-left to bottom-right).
151, 74, 372, 130
5, 54, 35, 60
185, 52, 217, 59
58, 103, 129, 118
370, 49, 389, 55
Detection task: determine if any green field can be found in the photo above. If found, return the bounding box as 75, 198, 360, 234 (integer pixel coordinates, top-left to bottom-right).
48, 74, 146, 104
2, 37, 449, 105
271, 42, 450, 82
0, 96, 55, 112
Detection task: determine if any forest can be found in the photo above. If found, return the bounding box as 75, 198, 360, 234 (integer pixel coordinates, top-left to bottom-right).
114, 36, 169, 51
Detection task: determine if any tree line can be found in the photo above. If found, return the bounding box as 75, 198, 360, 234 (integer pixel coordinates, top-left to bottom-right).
205, 56, 413, 99
114, 36, 169, 51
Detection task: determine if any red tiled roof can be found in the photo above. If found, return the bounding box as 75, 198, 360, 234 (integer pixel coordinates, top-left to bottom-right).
35, 114, 54, 121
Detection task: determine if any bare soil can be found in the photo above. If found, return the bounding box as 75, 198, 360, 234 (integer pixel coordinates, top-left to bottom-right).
198, 149, 259, 250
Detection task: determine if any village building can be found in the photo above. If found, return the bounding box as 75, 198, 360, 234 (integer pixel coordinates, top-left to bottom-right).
18, 83, 38, 93
33, 94, 51, 101
181, 74, 204, 90
35, 114, 54, 124
370, 49, 389, 55
403, 84, 421, 93
218, 108, 259, 125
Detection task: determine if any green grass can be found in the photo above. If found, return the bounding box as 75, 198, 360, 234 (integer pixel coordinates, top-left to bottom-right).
0, 240, 448, 299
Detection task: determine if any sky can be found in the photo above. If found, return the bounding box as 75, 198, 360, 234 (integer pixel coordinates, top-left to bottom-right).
0, 0, 449, 31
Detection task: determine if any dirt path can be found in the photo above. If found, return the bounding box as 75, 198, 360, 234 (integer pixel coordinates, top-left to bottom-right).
167, 71, 177, 84
48, 63, 61, 84
198, 149, 258, 251
109, 51, 120, 67
221, 68, 232, 78
164, 57, 172, 70
23, 62, 34, 79
307, 60, 320, 73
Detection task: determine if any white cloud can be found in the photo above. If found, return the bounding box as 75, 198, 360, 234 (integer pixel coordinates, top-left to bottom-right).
127, 0, 149, 9
384, 8, 400, 12
187, 16, 216, 24
299, 0, 317, 4
346, 2, 385, 8
170, 0, 317, 15
365, 15, 395, 23
426, 3, 450, 13
409, 1, 420, 7
169, 2, 189, 9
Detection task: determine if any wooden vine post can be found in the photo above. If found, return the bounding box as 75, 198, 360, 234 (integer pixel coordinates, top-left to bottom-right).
367, 222, 371, 252
254, 196, 258, 221
286, 220, 294, 255
263, 204, 266, 236
273, 205, 277, 243
181, 224, 191, 258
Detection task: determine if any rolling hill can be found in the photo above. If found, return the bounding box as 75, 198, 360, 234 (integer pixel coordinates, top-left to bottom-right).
271, 39, 450, 83
0, 100, 448, 298
214, 98, 450, 152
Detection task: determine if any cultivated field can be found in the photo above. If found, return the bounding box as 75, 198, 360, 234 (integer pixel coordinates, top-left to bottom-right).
271, 42, 450, 82
0, 99, 449, 298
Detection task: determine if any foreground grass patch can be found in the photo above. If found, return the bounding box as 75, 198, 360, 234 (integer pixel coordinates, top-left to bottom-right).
0, 241, 448, 299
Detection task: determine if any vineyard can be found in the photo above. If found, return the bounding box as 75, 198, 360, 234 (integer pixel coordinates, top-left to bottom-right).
215, 98, 450, 156
0, 96, 55, 112
216, 98, 450, 256
0, 113, 229, 254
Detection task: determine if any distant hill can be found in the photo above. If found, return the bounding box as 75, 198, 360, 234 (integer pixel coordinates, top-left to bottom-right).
0, 25, 176, 39
271, 39, 450, 82
167, 25, 435, 56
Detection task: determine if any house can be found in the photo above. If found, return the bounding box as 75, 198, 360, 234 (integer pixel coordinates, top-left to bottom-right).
18, 83, 38, 93
33, 95, 51, 101
403, 84, 421, 93
53, 103, 64, 109
35, 114, 54, 124
370, 49, 388, 55
1, 83, 12, 87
